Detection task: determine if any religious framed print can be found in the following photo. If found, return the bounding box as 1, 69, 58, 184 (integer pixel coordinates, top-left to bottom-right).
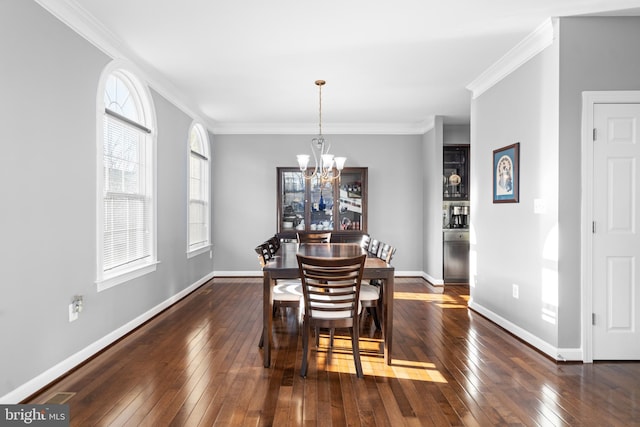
493, 143, 519, 203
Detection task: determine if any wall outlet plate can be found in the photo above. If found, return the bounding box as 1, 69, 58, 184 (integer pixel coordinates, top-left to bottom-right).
68, 304, 78, 322
512, 284, 519, 299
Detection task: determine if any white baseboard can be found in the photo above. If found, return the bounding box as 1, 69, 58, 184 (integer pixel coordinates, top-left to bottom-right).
420, 272, 444, 286
468, 299, 583, 362
0, 272, 215, 404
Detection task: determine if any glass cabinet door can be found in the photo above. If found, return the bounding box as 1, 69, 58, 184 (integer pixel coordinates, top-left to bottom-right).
277, 167, 367, 235
338, 170, 365, 231
279, 169, 305, 231
443, 145, 469, 200
310, 176, 334, 231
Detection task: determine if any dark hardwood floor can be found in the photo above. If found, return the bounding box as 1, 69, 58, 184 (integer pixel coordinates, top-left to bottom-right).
27, 278, 640, 426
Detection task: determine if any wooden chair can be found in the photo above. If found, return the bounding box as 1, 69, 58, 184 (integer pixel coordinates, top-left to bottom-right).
359, 234, 371, 251
297, 231, 332, 243
378, 243, 396, 264
368, 238, 380, 257
360, 243, 396, 331
296, 253, 367, 378
267, 235, 281, 254
256, 242, 303, 348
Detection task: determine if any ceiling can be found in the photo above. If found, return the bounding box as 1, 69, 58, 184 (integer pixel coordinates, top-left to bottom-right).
39, 0, 640, 134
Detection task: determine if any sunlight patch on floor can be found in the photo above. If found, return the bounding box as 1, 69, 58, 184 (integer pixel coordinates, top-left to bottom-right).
318, 353, 448, 382
313, 335, 447, 382
394, 292, 457, 303
394, 291, 466, 308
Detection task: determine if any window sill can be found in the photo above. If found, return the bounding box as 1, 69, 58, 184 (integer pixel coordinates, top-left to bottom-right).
187, 244, 211, 259
97, 260, 160, 292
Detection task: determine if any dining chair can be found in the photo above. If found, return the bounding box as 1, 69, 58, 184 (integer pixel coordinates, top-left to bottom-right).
359, 234, 371, 251
368, 238, 380, 257
378, 243, 396, 264
297, 231, 332, 243
360, 243, 396, 331
256, 242, 303, 348
297, 253, 367, 378
267, 235, 281, 254
358, 240, 384, 330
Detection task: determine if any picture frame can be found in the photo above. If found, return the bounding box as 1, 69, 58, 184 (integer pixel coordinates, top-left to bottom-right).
493, 143, 520, 203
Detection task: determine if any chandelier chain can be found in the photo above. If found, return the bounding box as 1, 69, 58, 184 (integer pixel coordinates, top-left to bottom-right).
316, 79, 324, 137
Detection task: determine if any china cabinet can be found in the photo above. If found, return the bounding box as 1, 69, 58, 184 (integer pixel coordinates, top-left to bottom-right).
443, 145, 469, 200
277, 167, 367, 240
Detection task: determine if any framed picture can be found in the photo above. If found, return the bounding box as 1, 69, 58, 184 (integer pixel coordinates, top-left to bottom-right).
493, 143, 520, 203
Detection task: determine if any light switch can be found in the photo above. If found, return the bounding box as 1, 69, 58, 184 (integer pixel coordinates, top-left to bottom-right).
534, 198, 546, 214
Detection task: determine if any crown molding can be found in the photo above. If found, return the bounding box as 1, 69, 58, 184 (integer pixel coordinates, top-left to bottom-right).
466, 18, 556, 99
34, 0, 217, 131
211, 117, 435, 135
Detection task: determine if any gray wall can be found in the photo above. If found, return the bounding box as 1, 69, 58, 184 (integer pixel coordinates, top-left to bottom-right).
1, 1, 213, 400
470, 16, 640, 355
211, 134, 425, 274
470, 37, 560, 347
556, 16, 640, 347
422, 118, 444, 282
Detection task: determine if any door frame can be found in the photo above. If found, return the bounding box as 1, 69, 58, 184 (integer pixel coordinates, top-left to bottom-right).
581, 90, 640, 363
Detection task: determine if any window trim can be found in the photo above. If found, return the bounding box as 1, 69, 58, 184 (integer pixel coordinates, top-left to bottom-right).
187, 121, 211, 256
96, 60, 158, 291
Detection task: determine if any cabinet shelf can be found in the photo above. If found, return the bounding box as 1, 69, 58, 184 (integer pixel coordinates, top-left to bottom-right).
443, 145, 469, 201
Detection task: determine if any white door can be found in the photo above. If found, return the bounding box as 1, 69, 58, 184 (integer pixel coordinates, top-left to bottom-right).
592, 103, 640, 359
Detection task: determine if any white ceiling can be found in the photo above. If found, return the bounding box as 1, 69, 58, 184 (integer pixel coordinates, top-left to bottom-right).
40, 0, 640, 134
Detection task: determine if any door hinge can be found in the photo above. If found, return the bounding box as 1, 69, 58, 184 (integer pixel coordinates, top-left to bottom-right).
593, 128, 597, 141
592, 313, 596, 325
592, 221, 596, 233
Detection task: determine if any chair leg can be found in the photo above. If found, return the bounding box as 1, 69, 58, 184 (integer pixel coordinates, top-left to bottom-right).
258, 330, 264, 348
350, 326, 363, 378
301, 319, 310, 378
371, 307, 381, 331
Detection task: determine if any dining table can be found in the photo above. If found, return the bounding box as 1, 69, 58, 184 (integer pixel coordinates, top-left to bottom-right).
261, 242, 395, 368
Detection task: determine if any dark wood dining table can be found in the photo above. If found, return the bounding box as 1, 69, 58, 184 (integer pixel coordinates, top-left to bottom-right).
261, 242, 395, 368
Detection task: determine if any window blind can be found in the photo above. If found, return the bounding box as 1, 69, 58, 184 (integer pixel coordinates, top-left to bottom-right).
189, 152, 207, 248
103, 114, 151, 271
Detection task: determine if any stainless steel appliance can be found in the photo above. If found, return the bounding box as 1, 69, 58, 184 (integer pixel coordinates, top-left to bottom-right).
443, 230, 469, 283
449, 205, 469, 228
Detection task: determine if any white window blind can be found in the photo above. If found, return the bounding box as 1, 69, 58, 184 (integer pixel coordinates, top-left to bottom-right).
188, 125, 210, 250
103, 113, 151, 271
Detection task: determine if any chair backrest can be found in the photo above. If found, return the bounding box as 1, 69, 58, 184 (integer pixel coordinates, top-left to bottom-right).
267, 235, 281, 253
266, 238, 279, 255
378, 244, 396, 264
368, 239, 380, 256
254, 242, 273, 267
360, 234, 371, 251
297, 232, 331, 243
296, 254, 366, 323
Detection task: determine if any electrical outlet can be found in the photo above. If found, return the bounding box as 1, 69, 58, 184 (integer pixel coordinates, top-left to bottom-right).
69, 304, 78, 322
512, 284, 519, 299
69, 295, 83, 322
73, 295, 83, 313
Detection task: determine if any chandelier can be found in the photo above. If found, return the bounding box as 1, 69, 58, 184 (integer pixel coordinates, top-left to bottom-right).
296, 80, 346, 183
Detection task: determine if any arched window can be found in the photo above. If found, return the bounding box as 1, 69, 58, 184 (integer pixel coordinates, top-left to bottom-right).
188, 122, 211, 255
97, 63, 157, 290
